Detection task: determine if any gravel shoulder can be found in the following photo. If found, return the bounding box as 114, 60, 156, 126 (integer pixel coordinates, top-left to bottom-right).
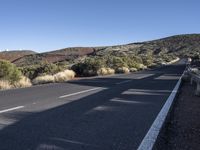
154, 81, 200, 150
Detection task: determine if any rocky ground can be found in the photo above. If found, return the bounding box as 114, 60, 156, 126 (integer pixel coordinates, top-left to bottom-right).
154, 81, 200, 150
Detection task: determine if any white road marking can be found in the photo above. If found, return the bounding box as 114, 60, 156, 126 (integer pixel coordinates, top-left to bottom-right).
116, 80, 132, 85
134, 74, 154, 79
137, 74, 183, 150
0, 106, 24, 114
59, 87, 102, 99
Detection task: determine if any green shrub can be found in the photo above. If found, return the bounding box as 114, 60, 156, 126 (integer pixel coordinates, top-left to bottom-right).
71, 57, 105, 76
141, 53, 153, 66
0, 60, 21, 83
20, 63, 64, 79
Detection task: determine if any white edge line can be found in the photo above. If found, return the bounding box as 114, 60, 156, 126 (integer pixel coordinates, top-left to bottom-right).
0, 106, 24, 114
59, 87, 102, 99
137, 73, 183, 150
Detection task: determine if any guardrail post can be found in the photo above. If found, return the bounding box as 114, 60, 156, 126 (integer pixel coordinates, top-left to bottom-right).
190, 76, 194, 85
195, 82, 200, 96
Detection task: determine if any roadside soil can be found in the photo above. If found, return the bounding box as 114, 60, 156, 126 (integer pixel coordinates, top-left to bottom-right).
154, 81, 200, 150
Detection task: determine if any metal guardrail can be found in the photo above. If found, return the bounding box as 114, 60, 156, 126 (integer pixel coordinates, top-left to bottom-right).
186, 66, 200, 96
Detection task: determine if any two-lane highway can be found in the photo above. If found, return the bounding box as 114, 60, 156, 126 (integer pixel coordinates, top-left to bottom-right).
0, 61, 186, 150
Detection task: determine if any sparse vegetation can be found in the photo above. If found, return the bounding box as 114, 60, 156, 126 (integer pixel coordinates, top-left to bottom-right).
0, 60, 22, 84
20, 63, 65, 80
1, 34, 200, 89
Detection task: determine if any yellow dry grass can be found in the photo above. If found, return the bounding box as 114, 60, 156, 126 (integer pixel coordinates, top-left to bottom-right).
0, 80, 12, 90
116, 67, 130, 74
97, 67, 115, 76
32, 75, 55, 85
13, 76, 32, 88
54, 69, 76, 82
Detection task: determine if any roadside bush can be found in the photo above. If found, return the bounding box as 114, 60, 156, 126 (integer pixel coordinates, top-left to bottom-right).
129, 68, 138, 72
115, 67, 130, 74
20, 63, 64, 80
54, 70, 75, 82
97, 67, 115, 76
32, 69, 75, 85
0, 60, 22, 83
71, 57, 104, 76
106, 68, 115, 74
138, 64, 147, 70
32, 75, 55, 85
13, 76, 32, 88
106, 56, 128, 69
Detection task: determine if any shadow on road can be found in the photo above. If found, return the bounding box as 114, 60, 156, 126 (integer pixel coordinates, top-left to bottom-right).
0, 64, 185, 150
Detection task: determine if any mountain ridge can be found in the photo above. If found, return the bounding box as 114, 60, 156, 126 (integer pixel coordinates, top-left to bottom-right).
1, 34, 200, 66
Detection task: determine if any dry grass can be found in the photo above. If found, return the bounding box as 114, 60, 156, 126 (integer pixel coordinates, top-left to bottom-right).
32, 75, 55, 85
97, 67, 115, 76
13, 76, 32, 88
116, 67, 130, 74
138, 64, 147, 70
32, 69, 75, 85
106, 68, 115, 74
130, 68, 138, 72
54, 69, 76, 82
0, 80, 12, 90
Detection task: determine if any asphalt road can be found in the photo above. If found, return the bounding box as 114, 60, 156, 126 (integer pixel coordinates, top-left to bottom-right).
0, 61, 186, 150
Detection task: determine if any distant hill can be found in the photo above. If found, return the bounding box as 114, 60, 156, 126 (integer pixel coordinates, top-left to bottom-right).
3, 34, 200, 66
12, 47, 95, 66
0, 50, 36, 62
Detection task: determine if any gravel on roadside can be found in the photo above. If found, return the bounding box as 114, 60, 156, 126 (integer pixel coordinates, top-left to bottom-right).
154, 81, 200, 150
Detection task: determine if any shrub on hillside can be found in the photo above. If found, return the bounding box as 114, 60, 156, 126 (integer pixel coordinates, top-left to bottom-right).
20, 63, 65, 80
0, 60, 21, 83
106, 56, 128, 69
141, 53, 153, 67
71, 57, 104, 76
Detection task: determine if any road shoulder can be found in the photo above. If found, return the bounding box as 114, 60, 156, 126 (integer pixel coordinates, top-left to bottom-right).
154, 81, 200, 150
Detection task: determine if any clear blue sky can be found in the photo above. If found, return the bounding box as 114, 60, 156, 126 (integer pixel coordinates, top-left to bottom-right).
0, 0, 199, 52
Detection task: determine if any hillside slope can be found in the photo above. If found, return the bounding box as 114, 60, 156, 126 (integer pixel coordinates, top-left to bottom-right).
0, 50, 36, 62
5, 34, 200, 66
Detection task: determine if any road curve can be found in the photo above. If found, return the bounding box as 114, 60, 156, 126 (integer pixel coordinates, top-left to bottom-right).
0, 61, 186, 150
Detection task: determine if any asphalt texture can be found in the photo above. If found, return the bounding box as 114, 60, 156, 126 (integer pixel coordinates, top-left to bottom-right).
0, 61, 186, 150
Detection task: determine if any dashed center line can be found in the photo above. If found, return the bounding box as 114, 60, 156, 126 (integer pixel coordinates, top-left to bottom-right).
59, 87, 102, 99
116, 80, 132, 85
0, 106, 24, 114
